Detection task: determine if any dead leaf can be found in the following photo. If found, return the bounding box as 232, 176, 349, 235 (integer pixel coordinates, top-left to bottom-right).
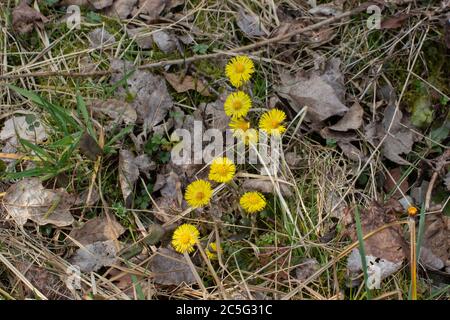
12, 1, 48, 34
127, 27, 153, 49
119, 150, 140, 207
152, 171, 184, 223
164, 73, 211, 96
344, 202, 407, 264
202, 94, 229, 131
337, 141, 366, 162
16, 262, 72, 299
88, 28, 116, 48
0, 115, 47, 147
278, 59, 348, 123
419, 213, 449, 271
329, 102, 364, 132
126, 68, 173, 129
70, 240, 119, 272
108, 0, 138, 19
242, 179, 293, 197
347, 249, 403, 288
380, 14, 409, 29
135, 0, 166, 20
236, 9, 266, 37
78, 132, 102, 161
90, 99, 137, 125
295, 258, 319, 282
3, 178, 74, 227
444, 172, 450, 191
384, 167, 409, 199
148, 248, 196, 285
152, 30, 177, 53
69, 216, 125, 246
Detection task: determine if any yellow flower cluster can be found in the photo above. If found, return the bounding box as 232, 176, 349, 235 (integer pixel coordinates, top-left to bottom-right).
174, 57, 279, 254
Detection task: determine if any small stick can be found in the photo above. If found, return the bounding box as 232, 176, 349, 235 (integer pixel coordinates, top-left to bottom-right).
409, 216, 417, 300
183, 251, 208, 298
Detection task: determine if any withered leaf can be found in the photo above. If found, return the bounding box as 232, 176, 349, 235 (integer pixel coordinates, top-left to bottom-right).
164, 73, 211, 96
108, 0, 137, 19
78, 132, 102, 161
380, 14, 409, 29
329, 102, 364, 132
149, 248, 196, 285
337, 141, 366, 162
153, 30, 177, 53
119, 150, 140, 207
344, 202, 407, 264
12, 1, 49, 34
69, 215, 125, 246
278, 59, 348, 123
88, 28, 116, 48
135, 0, 166, 20
295, 258, 319, 282
0, 115, 47, 146
70, 240, 119, 272
3, 178, 74, 227
419, 213, 449, 271
90, 99, 137, 125
236, 9, 266, 37
242, 179, 293, 197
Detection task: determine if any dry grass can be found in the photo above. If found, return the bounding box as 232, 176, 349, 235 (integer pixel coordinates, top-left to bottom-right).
0, 0, 449, 300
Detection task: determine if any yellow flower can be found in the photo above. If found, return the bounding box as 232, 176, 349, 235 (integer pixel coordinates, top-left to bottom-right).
225, 55, 255, 88
171, 224, 200, 254
407, 205, 418, 217
229, 118, 259, 145
209, 157, 236, 183
240, 191, 267, 213
205, 242, 221, 260
184, 180, 213, 208
224, 91, 252, 119
259, 109, 287, 136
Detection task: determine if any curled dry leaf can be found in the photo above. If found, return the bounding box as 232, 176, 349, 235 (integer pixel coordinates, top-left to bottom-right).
164, 73, 211, 96
329, 102, 364, 132
70, 240, 120, 272
152, 30, 177, 53
278, 59, 348, 123
337, 141, 366, 162
347, 249, 403, 289
153, 171, 184, 223
241, 179, 293, 197
202, 94, 229, 131
12, 1, 49, 34
3, 178, 74, 227
236, 9, 266, 37
69, 215, 126, 246
148, 248, 196, 285
119, 150, 140, 207
88, 28, 116, 48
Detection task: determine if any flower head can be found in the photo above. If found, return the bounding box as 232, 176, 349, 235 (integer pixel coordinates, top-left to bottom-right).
184, 180, 213, 208
407, 205, 418, 217
205, 242, 221, 260
209, 157, 236, 183
229, 118, 259, 145
171, 224, 200, 254
224, 91, 252, 119
259, 109, 287, 136
240, 191, 267, 213
225, 55, 255, 88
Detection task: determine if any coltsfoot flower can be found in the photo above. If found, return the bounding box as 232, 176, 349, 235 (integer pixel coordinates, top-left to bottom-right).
184, 180, 213, 208
209, 157, 236, 183
171, 224, 200, 254
240, 191, 267, 213
259, 108, 287, 136
225, 55, 255, 88
224, 91, 252, 119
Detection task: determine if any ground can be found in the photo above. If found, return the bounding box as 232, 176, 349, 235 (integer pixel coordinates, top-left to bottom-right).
0, 0, 449, 300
